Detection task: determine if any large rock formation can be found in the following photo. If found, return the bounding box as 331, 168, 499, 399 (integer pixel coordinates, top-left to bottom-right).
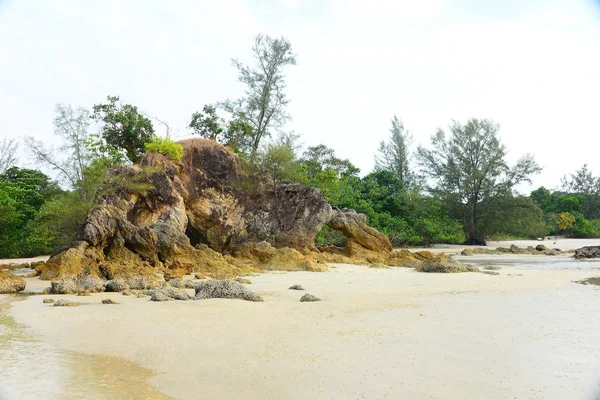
42, 139, 396, 281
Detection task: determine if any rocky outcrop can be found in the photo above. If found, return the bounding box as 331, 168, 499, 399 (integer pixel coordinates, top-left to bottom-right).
0, 271, 26, 293
574, 246, 600, 259
41, 139, 395, 282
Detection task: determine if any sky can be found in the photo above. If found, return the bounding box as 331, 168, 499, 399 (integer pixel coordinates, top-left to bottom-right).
1, 0, 599, 192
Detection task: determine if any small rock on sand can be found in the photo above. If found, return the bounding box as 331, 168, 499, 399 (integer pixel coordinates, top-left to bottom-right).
300, 293, 321, 302
54, 299, 78, 307
289, 284, 305, 290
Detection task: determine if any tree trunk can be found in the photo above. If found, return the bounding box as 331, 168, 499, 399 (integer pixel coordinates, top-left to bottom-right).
465, 200, 485, 245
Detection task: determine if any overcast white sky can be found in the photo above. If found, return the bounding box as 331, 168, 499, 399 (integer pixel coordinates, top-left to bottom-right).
1, 0, 599, 192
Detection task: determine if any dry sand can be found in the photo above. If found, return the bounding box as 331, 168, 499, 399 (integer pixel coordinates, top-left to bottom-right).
4, 262, 600, 400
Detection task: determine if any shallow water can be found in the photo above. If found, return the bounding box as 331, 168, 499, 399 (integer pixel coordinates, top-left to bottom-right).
0, 295, 172, 400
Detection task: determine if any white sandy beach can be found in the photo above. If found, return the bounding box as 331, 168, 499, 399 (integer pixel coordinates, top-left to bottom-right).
2, 256, 600, 400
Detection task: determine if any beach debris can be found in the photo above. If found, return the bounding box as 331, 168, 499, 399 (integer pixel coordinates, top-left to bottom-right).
300, 293, 321, 302
0, 270, 26, 294
105, 278, 130, 292
54, 299, 78, 307
194, 280, 263, 302
43, 298, 55, 304
288, 284, 305, 290
235, 277, 252, 284
101, 299, 119, 304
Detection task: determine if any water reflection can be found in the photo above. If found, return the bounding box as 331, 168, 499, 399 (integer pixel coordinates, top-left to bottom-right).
0, 296, 172, 400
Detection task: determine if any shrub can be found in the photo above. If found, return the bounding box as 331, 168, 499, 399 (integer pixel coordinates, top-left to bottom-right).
144, 137, 184, 161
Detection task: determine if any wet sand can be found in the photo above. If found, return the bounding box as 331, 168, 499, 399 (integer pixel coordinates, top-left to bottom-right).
5, 261, 600, 400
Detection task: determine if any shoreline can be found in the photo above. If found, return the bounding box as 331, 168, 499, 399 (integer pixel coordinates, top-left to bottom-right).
6, 262, 600, 400
0, 295, 172, 399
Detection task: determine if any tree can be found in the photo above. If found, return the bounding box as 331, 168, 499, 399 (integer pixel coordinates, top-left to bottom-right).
26, 104, 95, 201
189, 104, 224, 141
188, 106, 254, 154
253, 140, 301, 228
0, 138, 18, 174
220, 34, 296, 155
375, 115, 414, 187
417, 118, 542, 244
92, 95, 155, 163
561, 164, 599, 195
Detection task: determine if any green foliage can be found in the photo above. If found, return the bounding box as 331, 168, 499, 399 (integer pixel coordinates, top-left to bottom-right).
219, 34, 296, 155
92, 95, 155, 163
375, 115, 415, 187
188, 106, 254, 154
23, 192, 89, 256
0, 168, 65, 257
417, 118, 542, 242
145, 137, 184, 161
531, 182, 600, 238
189, 105, 224, 141
478, 195, 548, 239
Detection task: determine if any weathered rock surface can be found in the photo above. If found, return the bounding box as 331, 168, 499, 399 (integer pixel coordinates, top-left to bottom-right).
42, 139, 394, 283
574, 246, 600, 259
0, 271, 26, 293
194, 280, 262, 302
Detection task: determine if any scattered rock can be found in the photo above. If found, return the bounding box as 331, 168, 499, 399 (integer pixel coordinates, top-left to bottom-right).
574, 246, 600, 259
288, 284, 305, 290
43, 298, 55, 304
54, 299, 78, 307
235, 277, 252, 284
0, 271, 26, 293
50, 276, 105, 294
146, 286, 192, 301
300, 293, 321, 302
368, 263, 390, 269
123, 276, 162, 290
417, 259, 479, 273
194, 280, 263, 302
483, 266, 501, 270
101, 299, 119, 304
77, 290, 92, 296
168, 278, 186, 289
535, 244, 547, 251
104, 278, 130, 292
184, 280, 197, 289
480, 271, 500, 275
